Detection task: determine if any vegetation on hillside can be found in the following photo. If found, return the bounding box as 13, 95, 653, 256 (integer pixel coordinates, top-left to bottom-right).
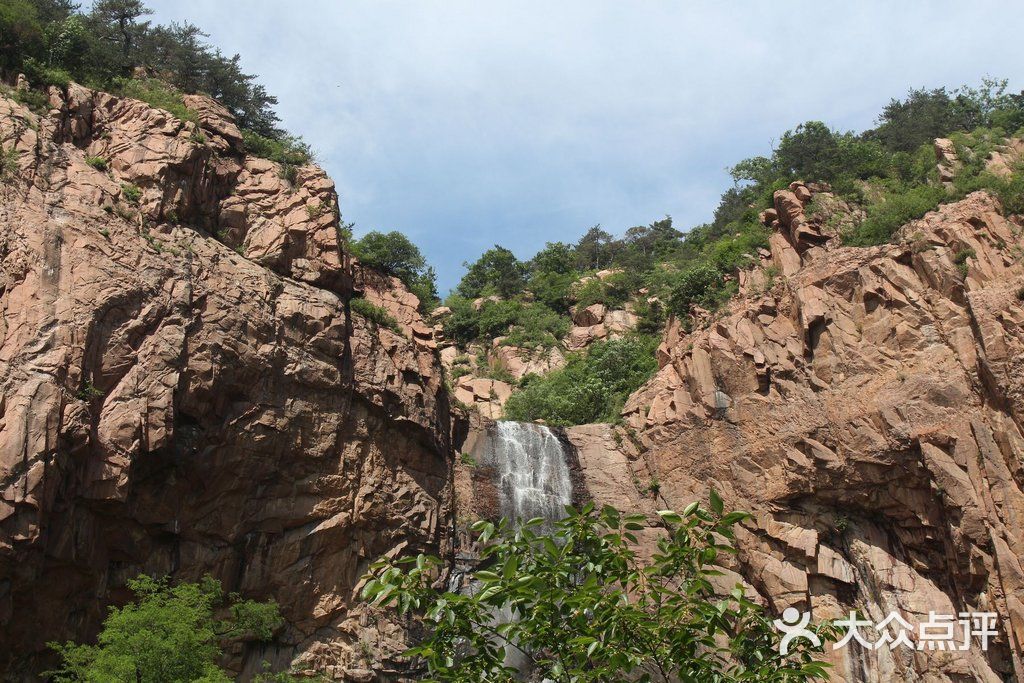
47, 575, 286, 682
425, 77, 1024, 426
0, 0, 310, 161
351, 230, 439, 312
504, 335, 659, 426
365, 498, 838, 682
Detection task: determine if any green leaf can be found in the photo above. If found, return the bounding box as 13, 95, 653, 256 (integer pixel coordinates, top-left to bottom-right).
709, 489, 724, 515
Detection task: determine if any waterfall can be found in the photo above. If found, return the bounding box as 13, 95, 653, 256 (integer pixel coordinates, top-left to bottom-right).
475, 421, 573, 525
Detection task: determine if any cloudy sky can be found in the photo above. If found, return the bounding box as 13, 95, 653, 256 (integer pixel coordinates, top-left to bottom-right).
146, 1, 1021, 292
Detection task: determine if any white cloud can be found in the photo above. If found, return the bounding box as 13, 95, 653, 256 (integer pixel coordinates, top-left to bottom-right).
146, 0, 1023, 290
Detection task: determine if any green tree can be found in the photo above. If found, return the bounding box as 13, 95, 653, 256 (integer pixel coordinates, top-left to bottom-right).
456, 246, 526, 299
365, 499, 836, 682
48, 575, 283, 682
353, 230, 437, 309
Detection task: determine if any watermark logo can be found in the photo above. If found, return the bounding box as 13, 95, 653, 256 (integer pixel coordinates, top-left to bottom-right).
775, 610, 998, 653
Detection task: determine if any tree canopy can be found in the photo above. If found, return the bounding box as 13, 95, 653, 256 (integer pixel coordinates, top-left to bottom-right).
365, 498, 837, 682
47, 575, 283, 682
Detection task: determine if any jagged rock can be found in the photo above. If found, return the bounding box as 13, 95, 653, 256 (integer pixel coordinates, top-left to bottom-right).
453, 377, 513, 419
0, 87, 453, 677
490, 344, 565, 381
582, 191, 1024, 681
935, 137, 960, 184
472, 295, 501, 310
182, 93, 244, 152
573, 302, 606, 326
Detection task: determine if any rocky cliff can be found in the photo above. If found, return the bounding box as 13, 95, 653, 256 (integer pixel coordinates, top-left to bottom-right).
565, 185, 1024, 682
0, 84, 455, 679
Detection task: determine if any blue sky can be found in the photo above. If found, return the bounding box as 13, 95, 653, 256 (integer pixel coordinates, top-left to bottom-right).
145, 1, 1022, 293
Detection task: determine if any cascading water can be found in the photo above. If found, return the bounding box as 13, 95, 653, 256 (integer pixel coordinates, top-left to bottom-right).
456, 421, 575, 677
475, 421, 574, 525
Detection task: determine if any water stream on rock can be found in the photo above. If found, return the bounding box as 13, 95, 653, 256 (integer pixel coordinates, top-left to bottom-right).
459, 421, 575, 677
475, 421, 574, 525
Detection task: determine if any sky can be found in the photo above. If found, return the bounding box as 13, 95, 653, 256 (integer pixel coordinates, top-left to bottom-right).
145, 1, 1022, 293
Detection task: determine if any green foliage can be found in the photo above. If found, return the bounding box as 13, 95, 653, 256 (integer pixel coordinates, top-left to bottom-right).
846, 183, 947, 246
0, 0, 287, 138
0, 145, 18, 180
352, 230, 438, 311
667, 262, 728, 317
350, 296, 401, 333
120, 182, 141, 205
242, 129, 313, 166
47, 574, 282, 682
364, 499, 836, 682
85, 155, 108, 171
504, 335, 659, 426
457, 246, 527, 299
953, 248, 975, 278
501, 302, 569, 350
111, 76, 197, 123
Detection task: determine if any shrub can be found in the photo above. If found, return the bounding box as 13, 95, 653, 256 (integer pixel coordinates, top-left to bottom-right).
847, 184, 947, 246
120, 183, 142, 205
111, 77, 198, 124
501, 302, 569, 350
350, 296, 401, 333
85, 156, 108, 171
953, 248, 975, 278
365, 500, 837, 681
503, 335, 658, 426
0, 146, 19, 180
667, 262, 726, 317
242, 129, 312, 166
352, 230, 427, 284
47, 574, 282, 682
13, 86, 50, 114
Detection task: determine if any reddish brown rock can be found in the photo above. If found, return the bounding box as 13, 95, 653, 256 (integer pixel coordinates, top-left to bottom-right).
0, 87, 453, 677
585, 192, 1024, 681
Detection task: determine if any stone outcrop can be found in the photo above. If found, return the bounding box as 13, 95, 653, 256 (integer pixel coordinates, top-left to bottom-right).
564, 304, 639, 351
576, 191, 1024, 681
453, 376, 513, 419
0, 85, 454, 678
489, 343, 565, 382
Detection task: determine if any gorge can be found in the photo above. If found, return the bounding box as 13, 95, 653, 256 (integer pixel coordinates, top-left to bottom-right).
1, 62, 1023, 683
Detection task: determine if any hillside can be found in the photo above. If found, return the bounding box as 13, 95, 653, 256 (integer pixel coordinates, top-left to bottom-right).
2, 4, 1024, 681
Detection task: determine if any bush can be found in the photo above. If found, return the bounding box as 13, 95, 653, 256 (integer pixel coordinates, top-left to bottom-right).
350, 296, 401, 333
111, 77, 198, 124
85, 156, 108, 171
365, 500, 837, 681
501, 302, 569, 350
503, 335, 658, 426
667, 262, 727, 317
847, 183, 947, 246
47, 574, 282, 682
242, 129, 312, 166
0, 146, 19, 180
120, 183, 141, 205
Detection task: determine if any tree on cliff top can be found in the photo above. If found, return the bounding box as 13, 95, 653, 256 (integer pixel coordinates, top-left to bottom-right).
365, 497, 837, 682
352, 230, 439, 310
47, 575, 283, 682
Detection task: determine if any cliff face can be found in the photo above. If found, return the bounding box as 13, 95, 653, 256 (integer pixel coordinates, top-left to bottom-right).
568, 187, 1024, 681
0, 85, 454, 678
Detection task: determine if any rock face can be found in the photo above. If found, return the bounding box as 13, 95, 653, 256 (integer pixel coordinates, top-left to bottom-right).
0, 86, 454, 678
576, 191, 1024, 681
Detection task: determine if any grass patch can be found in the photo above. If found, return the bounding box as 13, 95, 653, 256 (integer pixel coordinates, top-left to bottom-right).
120, 183, 142, 205
242, 129, 312, 166
350, 296, 401, 333
111, 77, 198, 124
86, 156, 108, 171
